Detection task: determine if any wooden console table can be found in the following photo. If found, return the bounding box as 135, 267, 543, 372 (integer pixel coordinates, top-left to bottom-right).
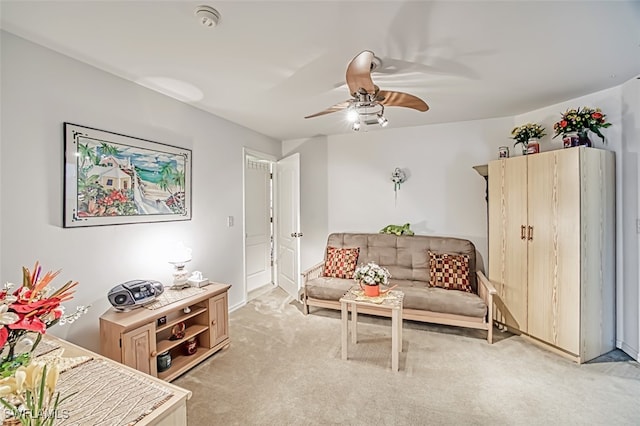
100, 282, 231, 381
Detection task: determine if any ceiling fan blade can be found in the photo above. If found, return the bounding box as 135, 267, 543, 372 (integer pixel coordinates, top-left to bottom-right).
377, 90, 429, 112
345, 50, 376, 96
304, 100, 351, 119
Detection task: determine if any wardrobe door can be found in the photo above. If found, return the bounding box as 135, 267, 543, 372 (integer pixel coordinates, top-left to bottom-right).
488, 156, 528, 332
527, 149, 581, 354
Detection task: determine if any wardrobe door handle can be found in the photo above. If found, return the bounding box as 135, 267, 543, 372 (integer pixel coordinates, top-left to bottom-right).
520, 225, 526, 240
527, 226, 533, 241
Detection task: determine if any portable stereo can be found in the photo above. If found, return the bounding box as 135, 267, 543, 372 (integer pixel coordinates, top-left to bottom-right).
108, 280, 164, 311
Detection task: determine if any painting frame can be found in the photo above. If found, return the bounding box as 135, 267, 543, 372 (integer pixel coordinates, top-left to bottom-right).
64, 123, 192, 228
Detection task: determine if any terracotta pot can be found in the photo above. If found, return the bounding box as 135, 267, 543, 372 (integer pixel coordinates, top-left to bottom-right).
362, 284, 380, 297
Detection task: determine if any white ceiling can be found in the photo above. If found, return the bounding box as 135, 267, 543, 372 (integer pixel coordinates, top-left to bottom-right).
1, 1, 639, 141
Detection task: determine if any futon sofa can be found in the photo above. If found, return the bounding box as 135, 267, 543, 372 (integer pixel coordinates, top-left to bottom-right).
301, 233, 496, 343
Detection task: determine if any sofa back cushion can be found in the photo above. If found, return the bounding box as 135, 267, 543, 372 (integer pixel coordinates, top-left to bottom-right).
325, 233, 478, 293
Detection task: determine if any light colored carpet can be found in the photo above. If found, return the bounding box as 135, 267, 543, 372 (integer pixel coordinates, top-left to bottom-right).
175, 288, 640, 425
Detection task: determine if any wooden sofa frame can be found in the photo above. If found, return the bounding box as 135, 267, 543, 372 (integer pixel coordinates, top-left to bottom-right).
301, 262, 497, 343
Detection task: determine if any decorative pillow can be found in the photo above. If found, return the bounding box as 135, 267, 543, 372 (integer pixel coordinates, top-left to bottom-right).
428, 251, 472, 293
323, 246, 360, 279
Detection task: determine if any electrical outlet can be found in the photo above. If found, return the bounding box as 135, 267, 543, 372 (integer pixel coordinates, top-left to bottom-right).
227, 216, 234, 227
637, 219, 640, 234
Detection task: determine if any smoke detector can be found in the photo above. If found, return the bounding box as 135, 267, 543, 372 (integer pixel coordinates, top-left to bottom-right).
194, 5, 220, 28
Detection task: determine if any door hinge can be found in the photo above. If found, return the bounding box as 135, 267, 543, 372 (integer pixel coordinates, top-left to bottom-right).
119, 338, 122, 348
270, 173, 273, 179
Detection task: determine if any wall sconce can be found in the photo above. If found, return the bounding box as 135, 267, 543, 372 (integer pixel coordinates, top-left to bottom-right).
168, 242, 192, 290
391, 168, 408, 205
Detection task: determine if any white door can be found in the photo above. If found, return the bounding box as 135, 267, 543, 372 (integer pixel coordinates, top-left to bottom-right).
275, 153, 301, 299
244, 155, 273, 293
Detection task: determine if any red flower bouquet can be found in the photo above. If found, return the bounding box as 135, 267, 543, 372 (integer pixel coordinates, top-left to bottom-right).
552, 107, 612, 142
0, 262, 87, 376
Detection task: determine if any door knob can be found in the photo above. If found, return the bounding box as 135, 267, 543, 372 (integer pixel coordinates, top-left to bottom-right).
527, 226, 534, 241
520, 225, 526, 240
290, 232, 304, 238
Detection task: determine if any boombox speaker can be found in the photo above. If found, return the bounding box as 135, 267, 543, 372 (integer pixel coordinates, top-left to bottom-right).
108, 280, 164, 312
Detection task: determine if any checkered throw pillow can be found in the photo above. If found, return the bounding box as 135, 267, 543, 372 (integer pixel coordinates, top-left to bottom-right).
428, 251, 472, 293
323, 246, 360, 279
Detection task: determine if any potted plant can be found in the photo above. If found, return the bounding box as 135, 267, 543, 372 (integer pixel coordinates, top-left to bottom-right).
552, 107, 612, 147
510, 123, 546, 155
353, 262, 391, 297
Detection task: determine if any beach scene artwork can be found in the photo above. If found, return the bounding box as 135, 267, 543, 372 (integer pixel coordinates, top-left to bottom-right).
64, 124, 191, 227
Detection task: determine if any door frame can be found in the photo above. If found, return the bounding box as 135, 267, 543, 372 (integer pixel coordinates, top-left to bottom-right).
242, 148, 277, 302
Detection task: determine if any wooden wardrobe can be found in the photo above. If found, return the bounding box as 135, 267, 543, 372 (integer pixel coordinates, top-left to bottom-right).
488, 146, 615, 363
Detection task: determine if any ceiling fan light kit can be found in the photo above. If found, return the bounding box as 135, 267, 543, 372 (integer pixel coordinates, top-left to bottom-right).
304, 50, 429, 131
194, 5, 220, 28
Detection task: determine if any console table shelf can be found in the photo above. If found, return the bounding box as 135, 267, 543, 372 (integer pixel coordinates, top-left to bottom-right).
100, 282, 230, 381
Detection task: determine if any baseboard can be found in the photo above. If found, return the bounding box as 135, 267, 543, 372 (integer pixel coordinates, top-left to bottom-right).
617, 340, 640, 361
229, 299, 247, 313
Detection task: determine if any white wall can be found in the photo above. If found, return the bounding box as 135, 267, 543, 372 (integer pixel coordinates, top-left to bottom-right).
0, 32, 281, 352
325, 117, 513, 271
620, 78, 640, 359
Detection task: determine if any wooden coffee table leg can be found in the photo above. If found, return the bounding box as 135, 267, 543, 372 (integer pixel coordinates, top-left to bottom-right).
391, 307, 399, 372
351, 303, 358, 344
341, 300, 348, 360
399, 306, 403, 352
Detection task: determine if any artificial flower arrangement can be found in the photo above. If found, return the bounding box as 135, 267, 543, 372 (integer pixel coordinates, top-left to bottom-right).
510, 123, 546, 149
552, 107, 612, 142
0, 361, 75, 426
353, 262, 391, 286
0, 262, 87, 424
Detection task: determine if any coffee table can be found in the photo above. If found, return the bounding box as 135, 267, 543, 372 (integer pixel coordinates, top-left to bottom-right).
339, 286, 404, 371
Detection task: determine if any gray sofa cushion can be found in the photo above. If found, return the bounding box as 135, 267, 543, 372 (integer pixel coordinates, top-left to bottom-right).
306, 277, 353, 301
306, 276, 486, 318
400, 286, 486, 318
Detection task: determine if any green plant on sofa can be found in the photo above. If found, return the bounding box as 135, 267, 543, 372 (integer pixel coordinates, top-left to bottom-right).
379, 223, 414, 236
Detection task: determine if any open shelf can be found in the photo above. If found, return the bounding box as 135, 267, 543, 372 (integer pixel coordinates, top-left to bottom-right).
156, 306, 207, 333
158, 346, 214, 382
156, 324, 209, 353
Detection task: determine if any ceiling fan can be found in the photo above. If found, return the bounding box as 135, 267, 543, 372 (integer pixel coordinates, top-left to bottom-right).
304, 50, 429, 131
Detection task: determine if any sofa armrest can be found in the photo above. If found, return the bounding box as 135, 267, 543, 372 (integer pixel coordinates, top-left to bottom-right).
301, 262, 324, 314
301, 262, 324, 286
476, 270, 497, 296
476, 270, 497, 344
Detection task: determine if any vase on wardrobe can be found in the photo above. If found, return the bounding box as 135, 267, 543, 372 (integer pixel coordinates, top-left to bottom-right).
526, 138, 540, 154
563, 131, 591, 148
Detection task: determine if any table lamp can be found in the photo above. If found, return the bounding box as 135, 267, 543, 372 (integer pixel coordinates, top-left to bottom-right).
168, 243, 192, 290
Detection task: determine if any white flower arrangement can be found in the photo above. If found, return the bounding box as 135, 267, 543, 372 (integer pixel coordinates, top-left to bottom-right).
353, 262, 391, 286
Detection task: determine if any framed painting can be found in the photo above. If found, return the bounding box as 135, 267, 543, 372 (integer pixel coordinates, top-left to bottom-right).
64, 123, 192, 227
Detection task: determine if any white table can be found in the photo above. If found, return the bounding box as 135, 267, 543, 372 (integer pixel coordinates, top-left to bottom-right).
339, 287, 404, 371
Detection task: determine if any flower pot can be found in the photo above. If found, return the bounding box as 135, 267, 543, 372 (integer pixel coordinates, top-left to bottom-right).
526, 139, 540, 154
360, 283, 380, 297
577, 131, 592, 147
563, 131, 591, 148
